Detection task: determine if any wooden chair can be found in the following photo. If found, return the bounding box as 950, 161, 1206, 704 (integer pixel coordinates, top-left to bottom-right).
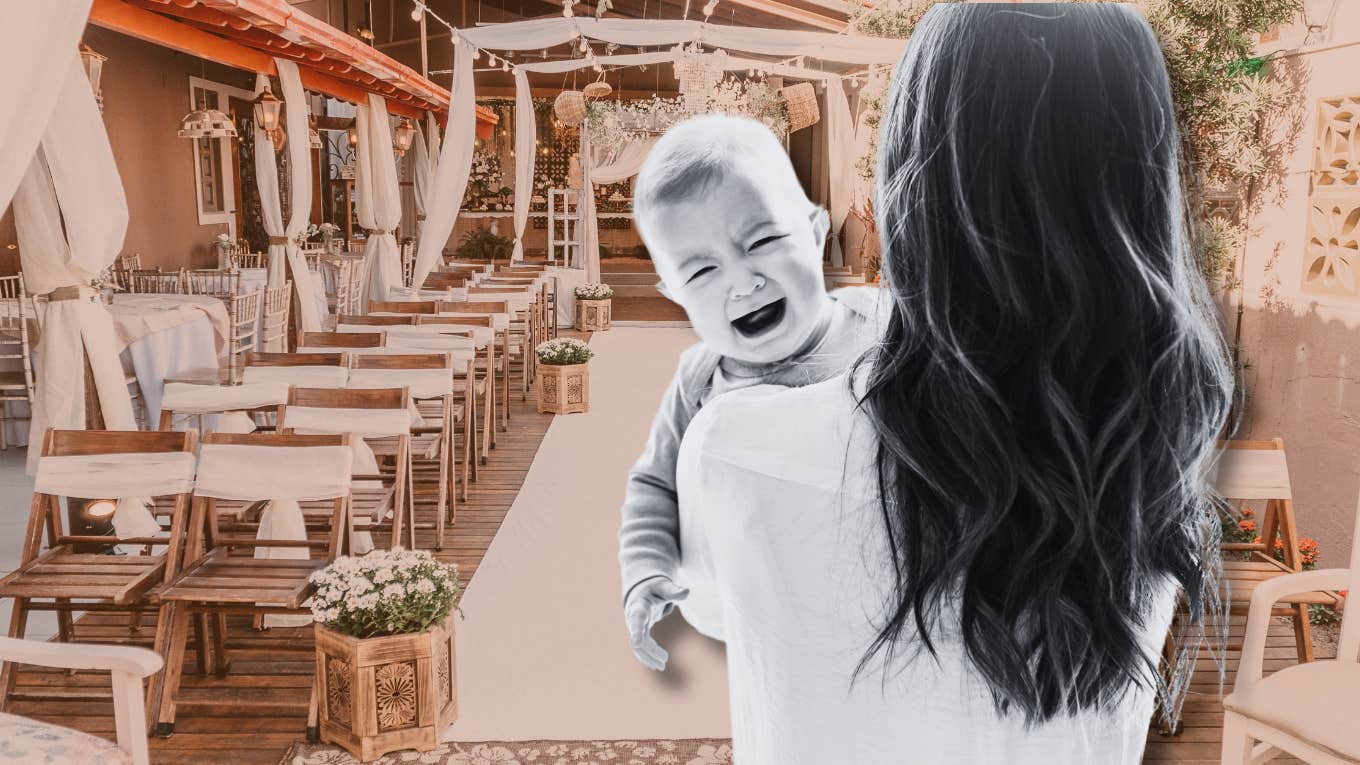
350, 354, 473, 538
296, 331, 386, 355
400, 240, 416, 288
242, 351, 350, 390
343, 257, 366, 316
0, 274, 35, 450
262, 281, 292, 352
117, 253, 143, 271
369, 300, 437, 316
337, 314, 417, 329
421, 272, 467, 291
1220, 482, 1359, 765
0, 637, 163, 765
0, 430, 197, 722
324, 256, 354, 321
278, 387, 409, 550
129, 269, 185, 294
1212, 440, 1339, 664
420, 315, 498, 458
436, 301, 511, 440
156, 379, 288, 435
153, 432, 355, 736
224, 290, 262, 384
466, 288, 534, 400
185, 269, 241, 298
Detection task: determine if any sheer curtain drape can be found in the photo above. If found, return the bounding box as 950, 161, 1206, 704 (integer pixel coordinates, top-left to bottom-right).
510, 70, 535, 262
412, 39, 475, 291
12, 56, 154, 538
355, 94, 403, 306
579, 135, 656, 281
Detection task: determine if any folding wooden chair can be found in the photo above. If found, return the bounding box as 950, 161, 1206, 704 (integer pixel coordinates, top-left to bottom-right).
296, 331, 387, 356
153, 433, 355, 737
420, 315, 497, 460
224, 290, 262, 384
368, 300, 438, 316
435, 301, 511, 442
0, 429, 197, 721
279, 387, 409, 550
348, 355, 473, 543
463, 289, 533, 401
241, 352, 350, 391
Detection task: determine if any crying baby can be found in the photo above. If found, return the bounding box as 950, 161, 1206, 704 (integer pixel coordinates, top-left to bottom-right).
616, 114, 884, 671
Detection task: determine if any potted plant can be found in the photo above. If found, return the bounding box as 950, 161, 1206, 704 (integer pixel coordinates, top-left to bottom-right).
455, 227, 514, 261
535, 338, 594, 414
574, 283, 613, 331
309, 550, 464, 762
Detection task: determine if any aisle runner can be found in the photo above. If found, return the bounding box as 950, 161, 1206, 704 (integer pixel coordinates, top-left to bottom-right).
444, 327, 731, 741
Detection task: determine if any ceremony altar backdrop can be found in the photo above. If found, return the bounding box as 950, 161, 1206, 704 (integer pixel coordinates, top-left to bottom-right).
411, 16, 907, 288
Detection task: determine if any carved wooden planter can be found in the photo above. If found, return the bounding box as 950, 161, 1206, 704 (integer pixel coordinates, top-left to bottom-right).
575, 298, 611, 331
314, 614, 458, 762
537, 362, 590, 414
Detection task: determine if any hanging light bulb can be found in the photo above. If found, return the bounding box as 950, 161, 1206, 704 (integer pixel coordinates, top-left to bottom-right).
592, 61, 603, 72
502, 60, 510, 72
702, 0, 717, 17
562, 0, 574, 17
541, 49, 549, 59
411, 1, 424, 21
579, 37, 589, 53
747, 68, 754, 77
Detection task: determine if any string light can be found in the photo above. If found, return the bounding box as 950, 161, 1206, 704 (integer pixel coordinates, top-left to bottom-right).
702, 0, 717, 17
579, 37, 589, 53
410, 1, 424, 21
562, 0, 574, 17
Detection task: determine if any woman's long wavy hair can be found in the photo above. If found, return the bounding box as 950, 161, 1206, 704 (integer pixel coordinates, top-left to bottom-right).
855, 2, 1238, 725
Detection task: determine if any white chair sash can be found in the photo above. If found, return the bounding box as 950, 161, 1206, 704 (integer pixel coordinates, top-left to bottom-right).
347, 368, 454, 400
243, 365, 349, 388
194, 443, 353, 501
35, 452, 196, 498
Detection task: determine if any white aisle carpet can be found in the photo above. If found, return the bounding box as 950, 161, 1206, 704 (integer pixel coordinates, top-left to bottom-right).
444, 327, 732, 741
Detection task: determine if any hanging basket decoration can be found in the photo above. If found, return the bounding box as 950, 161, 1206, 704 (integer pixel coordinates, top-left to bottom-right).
583, 81, 613, 99
554, 91, 588, 127
674, 51, 729, 114
779, 82, 820, 133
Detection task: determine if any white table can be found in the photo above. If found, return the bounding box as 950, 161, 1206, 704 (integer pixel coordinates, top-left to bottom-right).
3, 295, 224, 445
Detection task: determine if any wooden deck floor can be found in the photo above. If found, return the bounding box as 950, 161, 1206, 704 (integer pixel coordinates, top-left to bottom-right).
1, 324, 1334, 763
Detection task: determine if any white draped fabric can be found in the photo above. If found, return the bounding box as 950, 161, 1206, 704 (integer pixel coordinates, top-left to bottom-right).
12, 54, 152, 538
579, 135, 657, 281
411, 39, 476, 292
355, 94, 404, 305
412, 120, 432, 236
280, 61, 323, 332
0, 1, 90, 210
824, 77, 853, 268
510, 70, 535, 263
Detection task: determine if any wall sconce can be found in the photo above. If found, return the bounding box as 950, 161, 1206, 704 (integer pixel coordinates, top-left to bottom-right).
79, 43, 108, 113
254, 83, 286, 151
393, 117, 416, 157
348, 126, 359, 148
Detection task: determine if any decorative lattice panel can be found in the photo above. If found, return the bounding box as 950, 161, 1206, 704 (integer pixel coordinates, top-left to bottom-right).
1304, 95, 1360, 299
1315, 94, 1360, 187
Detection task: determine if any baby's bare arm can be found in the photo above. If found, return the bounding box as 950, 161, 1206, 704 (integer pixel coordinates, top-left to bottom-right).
618, 366, 697, 606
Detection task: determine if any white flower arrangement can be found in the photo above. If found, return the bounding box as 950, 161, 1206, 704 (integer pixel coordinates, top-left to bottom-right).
214, 233, 233, 245
574, 283, 614, 301
309, 549, 463, 639
584, 77, 788, 147
535, 337, 594, 366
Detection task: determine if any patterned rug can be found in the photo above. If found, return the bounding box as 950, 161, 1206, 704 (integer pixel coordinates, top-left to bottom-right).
280, 738, 734, 765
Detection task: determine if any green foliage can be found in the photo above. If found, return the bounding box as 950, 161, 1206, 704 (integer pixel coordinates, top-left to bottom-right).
455, 227, 514, 261
848, 0, 1300, 287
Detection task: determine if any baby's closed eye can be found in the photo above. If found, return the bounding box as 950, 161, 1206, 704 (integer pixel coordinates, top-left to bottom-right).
686, 265, 718, 284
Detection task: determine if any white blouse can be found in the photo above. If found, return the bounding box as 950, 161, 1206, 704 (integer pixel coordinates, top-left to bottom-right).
674, 374, 1176, 765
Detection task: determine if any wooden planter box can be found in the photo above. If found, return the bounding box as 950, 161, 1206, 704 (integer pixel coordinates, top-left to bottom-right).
537, 362, 590, 414
575, 297, 612, 331
314, 614, 458, 762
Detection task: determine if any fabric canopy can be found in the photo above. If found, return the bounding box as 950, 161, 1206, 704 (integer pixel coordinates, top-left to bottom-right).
579, 135, 656, 280
355, 93, 404, 306
414, 19, 897, 288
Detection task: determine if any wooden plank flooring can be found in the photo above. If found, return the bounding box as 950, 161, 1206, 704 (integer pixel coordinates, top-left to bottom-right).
0, 323, 1338, 763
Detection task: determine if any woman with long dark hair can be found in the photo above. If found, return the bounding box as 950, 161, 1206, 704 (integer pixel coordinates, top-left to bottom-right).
673, 3, 1235, 762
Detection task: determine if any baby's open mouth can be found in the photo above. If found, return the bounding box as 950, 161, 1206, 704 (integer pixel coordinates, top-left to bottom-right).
731, 298, 786, 338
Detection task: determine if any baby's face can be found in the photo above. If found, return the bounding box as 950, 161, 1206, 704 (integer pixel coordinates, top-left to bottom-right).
643, 173, 830, 364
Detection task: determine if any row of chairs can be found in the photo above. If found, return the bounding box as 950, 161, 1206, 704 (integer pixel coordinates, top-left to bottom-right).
0, 428, 371, 741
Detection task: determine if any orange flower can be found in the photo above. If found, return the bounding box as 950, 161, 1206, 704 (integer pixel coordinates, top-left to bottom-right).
1240, 507, 1255, 519
1237, 519, 1257, 533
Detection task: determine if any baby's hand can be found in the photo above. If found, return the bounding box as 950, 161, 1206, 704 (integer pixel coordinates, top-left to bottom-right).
624, 576, 690, 671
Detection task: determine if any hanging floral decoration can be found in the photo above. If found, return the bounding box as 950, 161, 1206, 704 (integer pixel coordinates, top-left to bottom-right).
583, 76, 788, 148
